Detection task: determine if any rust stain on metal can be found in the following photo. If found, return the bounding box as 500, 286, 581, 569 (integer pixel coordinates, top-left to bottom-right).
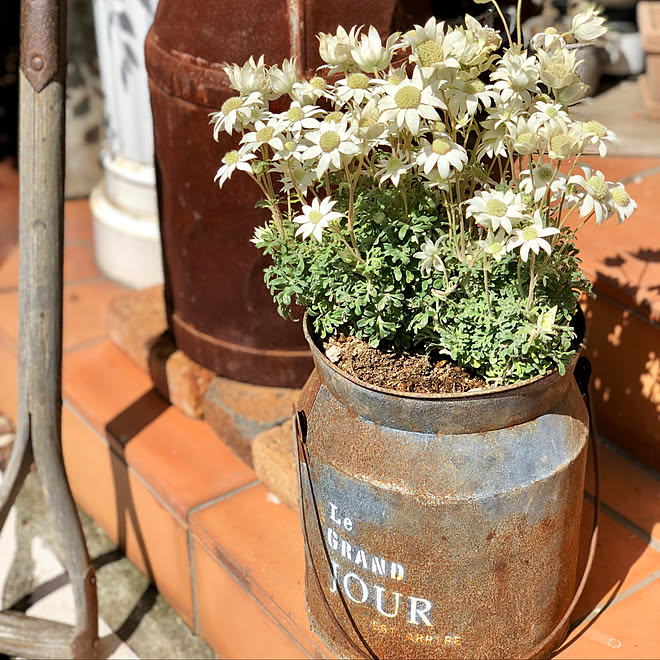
20, 0, 63, 92
298, 317, 589, 659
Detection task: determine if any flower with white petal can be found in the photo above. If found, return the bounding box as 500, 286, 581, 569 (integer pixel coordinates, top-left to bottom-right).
519, 165, 566, 203
466, 189, 525, 234
421, 169, 451, 191
508, 115, 542, 155
580, 120, 616, 157
543, 118, 582, 160
491, 49, 539, 102
608, 184, 636, 223
267, 59, 300, 99
376, 151, 412, 187
378, 67, 444, 135
291, 76, 330, 105
317, 26, 360, 72
536, 46, 582, 91
532, 101, 570, 125
272, 136, 305, 162
568, 165, 613, 224
223, 56, 268, 95
477, 230, 508, 261
405, 17, 449, 69
530, 28, 566, 53
571, 6, 607, 44
416, 135, 468, 179
353, 98, 386, 141
414, 237, 446, 274
351, 26, 400, 73
445, 73, 497, 118
294, 196, 343, 242
211, 91, 264, 137
281, 101, 322, 136
214, 148, 255, 188
507, 211, 560, 262
272, 160, 316, 195
240, 118, 286, 153
301, 117, 361, 178
334, 72, 375, 105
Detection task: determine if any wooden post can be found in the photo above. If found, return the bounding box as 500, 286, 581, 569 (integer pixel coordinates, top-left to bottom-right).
0, 1, 98, 657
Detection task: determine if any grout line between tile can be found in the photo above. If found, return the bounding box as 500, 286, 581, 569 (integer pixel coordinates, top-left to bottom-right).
588, 287, 660, 330
596, 434, 660, 482
621, 164, 660, 185
584, 491, 660, 552
187, 528, 199, 636
63, 335, 107, 354
187, 480, 260, 522
572, 567, 660, 630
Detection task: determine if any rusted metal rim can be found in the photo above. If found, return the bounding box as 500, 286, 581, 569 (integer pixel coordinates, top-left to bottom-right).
303, 314, 581, 433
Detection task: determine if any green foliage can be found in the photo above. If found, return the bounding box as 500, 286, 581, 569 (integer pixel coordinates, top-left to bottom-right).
254, 180, 591, 385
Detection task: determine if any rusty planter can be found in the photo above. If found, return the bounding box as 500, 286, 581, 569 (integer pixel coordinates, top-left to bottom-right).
297, 319, 588, 659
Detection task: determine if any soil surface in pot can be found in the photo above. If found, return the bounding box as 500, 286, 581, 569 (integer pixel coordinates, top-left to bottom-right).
323, 334, 487, 394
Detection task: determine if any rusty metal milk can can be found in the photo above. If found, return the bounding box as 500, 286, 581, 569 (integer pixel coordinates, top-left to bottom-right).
296, 319, 589, 659
145, 1, 396, 387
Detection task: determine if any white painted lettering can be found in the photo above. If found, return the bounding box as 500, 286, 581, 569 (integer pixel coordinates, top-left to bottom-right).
343, 573, 369, 603
327, 527, 339, 551
353, 549, 368, 569
408, 596, 433, 627
374, 585, 402, 618
329, 559, 340, 593
343, 517, 353, 532
329, 502, 342, 525
391, 562, 405, 581
340, 539, 353, 561
370, 556, 387, 577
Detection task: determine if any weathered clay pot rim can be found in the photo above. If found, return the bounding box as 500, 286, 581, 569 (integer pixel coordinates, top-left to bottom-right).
303, 312, 580, 402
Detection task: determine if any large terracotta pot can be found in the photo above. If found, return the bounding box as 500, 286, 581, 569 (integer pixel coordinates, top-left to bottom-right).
145, 1, 397, 387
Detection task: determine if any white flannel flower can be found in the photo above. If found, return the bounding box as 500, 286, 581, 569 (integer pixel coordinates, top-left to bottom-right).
272, 136, 305, 162
317, 26, 359, 72
608, 184, 637, 223
536, 46, 582, 91
375, 151, 412, 187
572, 6, 607, 44
477, 230, 508, 262
378, 67, 444, 135
543, 118, 582, 160
508, 115, 542, 155
334, 72, 375, 105
281, 101, 322, 136
530, 28, 566, 54
211, 92, 264, 137
445, 73, 497, 118
214, 148, 255, 188
223, 55, 268, 95
301, 117, 361, 177
568, 165, 613, 224
240, 118, 286, 153
519, 165, 566, 203
421, 169, 451, 191
414, 237, 446, 274
351, 26, 400, 73
294, 196, 342, 242
456, 15, 501, 70
416, 135, 468, 179
405, 17, 453, 71
466, 189, 525, 234
353, 98, 386, 141
491, 50, 539, 102
580, 120, 616, 157
272, 160, 315, 195
291, 76, 330, 105
507, 211, 560, 262
532, 101, 570, 125
267, 58, 299, 99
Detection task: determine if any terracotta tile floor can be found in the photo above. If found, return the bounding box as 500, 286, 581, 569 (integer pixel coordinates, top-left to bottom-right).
0, 156, 659, 658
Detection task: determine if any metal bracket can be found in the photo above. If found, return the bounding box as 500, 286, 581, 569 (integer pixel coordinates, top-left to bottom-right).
20, 0, 61, 92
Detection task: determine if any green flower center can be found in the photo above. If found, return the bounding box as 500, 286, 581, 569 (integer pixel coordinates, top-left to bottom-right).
308, 210, 323, 224
536, 165, 553, 182
256, 126, 275, 142
221, 97, 243, 114
550, 134, 573, 155
464, 79, 485, 94
388, 71, 405, 85
417, 40, 444, 67
347, 73, 369, 89
284, 140, 296, 152
319, 130, 341, 152
287, 106, 304, 122
521, 226, 539, 241
516, 133, 533, 145
489, 241, 504, 254
432, 138, 452, 155
611, 187, 630, 206
224, 150, 240, 165
584, 120, 607, 138
545, 106, 558, 118
310, 76, 326, 90
485, 199, 507, 217
324, 111, 343, 123
394, 85, 421, 109
586, 175, 608, 200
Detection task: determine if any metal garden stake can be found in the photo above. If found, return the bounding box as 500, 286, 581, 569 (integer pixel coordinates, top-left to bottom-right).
0, 0, 98, 657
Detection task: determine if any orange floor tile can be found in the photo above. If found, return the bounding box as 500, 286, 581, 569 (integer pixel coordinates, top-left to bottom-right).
0, 158, 659, 659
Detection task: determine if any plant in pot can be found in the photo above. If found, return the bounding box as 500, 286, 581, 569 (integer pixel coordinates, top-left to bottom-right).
211, 4, 633, 658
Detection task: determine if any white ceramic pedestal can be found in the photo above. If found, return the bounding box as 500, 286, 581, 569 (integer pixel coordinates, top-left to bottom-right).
91, 0, 163, 289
